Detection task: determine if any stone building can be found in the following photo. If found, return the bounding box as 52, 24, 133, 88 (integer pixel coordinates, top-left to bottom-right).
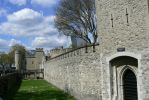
25, 48, 44, 70
96, 0, 148, 99
25, 48, 44, 78
14, 48, 44, 78
44, 0, 149, 100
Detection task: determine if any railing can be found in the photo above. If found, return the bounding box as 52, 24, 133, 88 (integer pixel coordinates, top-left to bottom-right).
47, 43, 99, 61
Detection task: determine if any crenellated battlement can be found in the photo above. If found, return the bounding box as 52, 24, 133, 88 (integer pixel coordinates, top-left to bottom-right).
49, 47, 72, 58
44, 0, 149, 100
46, 43, 99, 61
44, 43, 101, 100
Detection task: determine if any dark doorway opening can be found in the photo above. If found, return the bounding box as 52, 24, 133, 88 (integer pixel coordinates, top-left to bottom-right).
123, 69, 138, 100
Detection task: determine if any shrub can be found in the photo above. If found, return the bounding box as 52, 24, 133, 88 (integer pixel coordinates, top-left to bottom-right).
0, 72, 22, 100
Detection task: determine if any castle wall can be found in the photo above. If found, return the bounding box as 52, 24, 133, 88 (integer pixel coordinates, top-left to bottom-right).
96, 0, 148, 55
35, 48, 44, 69
26, 57, 36, 70
49, 48, 72, 58
44, 46, 102, 100
96, 0, 149, 100
44, 0, 149, 100
26, 48, 44, 70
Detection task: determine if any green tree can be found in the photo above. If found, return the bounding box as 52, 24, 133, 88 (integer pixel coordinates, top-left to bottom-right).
0, 54, 9, 69
55, 0, 97, 44
0, 44, 26, 74
0, 53, 13, 75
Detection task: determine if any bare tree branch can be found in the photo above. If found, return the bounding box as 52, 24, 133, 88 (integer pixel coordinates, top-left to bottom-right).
55, 0, 97, 44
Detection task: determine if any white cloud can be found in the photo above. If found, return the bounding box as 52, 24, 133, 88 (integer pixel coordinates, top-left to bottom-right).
0, 8, 57, 37
9, 39, 22, 47
7, 8, 42, 23
0, 8, 70, 50
8, 0, 27, 6
31, 0, 59, 7
32, 35, 70, 49
0, 38, 23, 50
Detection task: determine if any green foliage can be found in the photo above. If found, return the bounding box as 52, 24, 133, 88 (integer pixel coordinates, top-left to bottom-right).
0, 44, 26, 69
14, 80, 76, 100
0, 53, 13, 68
10, 44, 26, 59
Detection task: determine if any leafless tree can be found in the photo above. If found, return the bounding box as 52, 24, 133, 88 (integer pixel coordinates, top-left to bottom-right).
55, 0, 97, 44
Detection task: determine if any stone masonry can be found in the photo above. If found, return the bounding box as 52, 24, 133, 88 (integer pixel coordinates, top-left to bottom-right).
44, 46, 102, 100
44, 0, 149, 100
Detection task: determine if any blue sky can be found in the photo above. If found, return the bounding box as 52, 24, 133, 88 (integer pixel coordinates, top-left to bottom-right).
0, 0, 70, 52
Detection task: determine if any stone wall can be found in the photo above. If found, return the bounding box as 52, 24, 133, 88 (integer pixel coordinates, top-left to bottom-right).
96, 0, 149, 100
44, 45, 102, 100
49, 47, 72, 58
44, 0, 149, 100
26, 57, 36, 70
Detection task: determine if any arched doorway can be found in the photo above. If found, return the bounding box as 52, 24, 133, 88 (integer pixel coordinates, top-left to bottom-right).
123, 69, 138, 100
109, 55, 139, 100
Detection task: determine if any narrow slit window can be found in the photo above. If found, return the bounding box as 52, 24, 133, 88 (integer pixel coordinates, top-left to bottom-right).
148, 0, 149, 12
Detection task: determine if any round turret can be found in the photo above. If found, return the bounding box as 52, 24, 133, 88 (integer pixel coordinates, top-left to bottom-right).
15, 50, 20, 70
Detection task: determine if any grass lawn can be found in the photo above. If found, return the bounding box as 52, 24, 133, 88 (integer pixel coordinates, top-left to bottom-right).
14, 80, 76, 100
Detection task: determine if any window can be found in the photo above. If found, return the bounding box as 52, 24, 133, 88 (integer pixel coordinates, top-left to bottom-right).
32, 61, 34, 64
148, 0, 149, 12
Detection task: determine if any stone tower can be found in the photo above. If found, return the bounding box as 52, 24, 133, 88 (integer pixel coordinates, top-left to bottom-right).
35, 48, 44, 69
15, 50, 20, 70
96, 0, 149, 100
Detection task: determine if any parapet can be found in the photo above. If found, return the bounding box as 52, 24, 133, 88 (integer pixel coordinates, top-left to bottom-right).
49, 47, 72, 58
47, 43, 99, 61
